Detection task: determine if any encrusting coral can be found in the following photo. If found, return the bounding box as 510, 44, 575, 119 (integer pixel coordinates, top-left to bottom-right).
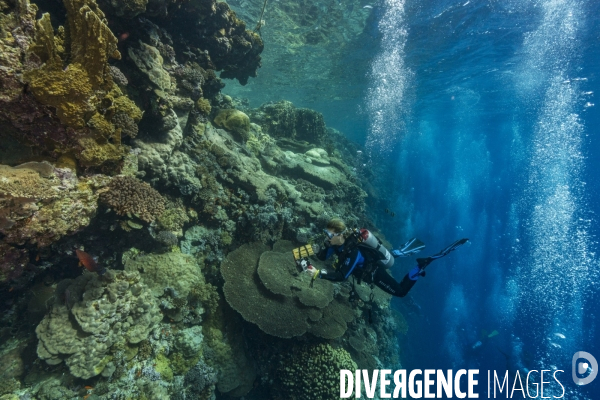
36, 270, 161, 379
0, 162, 103, 254
100, 176, 166, 223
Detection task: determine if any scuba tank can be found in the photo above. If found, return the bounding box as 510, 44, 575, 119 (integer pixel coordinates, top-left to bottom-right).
357, 228, 394, 269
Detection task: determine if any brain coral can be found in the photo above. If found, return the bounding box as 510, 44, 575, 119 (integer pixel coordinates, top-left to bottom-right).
36, 270, 161, 379
100, 176, 165, 222
276, 343, 358, 400
221, 241, 355, 339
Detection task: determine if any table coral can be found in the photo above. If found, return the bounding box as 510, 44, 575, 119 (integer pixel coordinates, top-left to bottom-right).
35, 270, 161, 379
221, 241, 355, 339
100, 176, 166, 223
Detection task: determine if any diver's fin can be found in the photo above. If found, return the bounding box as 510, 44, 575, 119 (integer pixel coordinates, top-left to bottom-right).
416, 238, 469, 270
395, 238, 425, 257
429, 238, 469, 260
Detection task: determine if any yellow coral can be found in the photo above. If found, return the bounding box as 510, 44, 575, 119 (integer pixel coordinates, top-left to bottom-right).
63, 0, 120, 87
78, 137, 126, 167
26, 64, 94, 129
196, 97, 212, 115
213, 109, 250, 140
23, 0, 141, 167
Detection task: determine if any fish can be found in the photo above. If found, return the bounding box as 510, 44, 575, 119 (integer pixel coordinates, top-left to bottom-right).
75, 249, 106, 275
118, 32, 130, 41
363, 5, 373, 8
553, 333, 566, 339
549, 342, 562, 349
390, 212, 395, 217
385, 208, 389, 214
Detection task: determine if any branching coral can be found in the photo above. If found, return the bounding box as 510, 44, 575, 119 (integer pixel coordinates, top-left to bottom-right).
101, 176, 165, 222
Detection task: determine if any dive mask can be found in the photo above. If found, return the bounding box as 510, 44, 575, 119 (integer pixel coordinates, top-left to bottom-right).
324, 229, 342, 239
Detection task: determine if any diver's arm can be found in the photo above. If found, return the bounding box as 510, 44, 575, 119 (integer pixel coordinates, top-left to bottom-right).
318, 248, 363, 282
319, 269, 345, 281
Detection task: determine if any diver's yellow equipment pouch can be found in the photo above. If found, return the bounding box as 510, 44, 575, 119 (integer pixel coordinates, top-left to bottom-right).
292, 244, 315, 260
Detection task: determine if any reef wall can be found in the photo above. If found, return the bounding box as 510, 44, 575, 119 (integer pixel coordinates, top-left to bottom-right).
0, 0, 405, 398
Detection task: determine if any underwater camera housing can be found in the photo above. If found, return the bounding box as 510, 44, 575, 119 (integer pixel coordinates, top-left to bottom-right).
292, 244, 316, 271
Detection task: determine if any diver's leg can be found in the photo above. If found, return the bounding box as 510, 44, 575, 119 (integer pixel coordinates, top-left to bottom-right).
372, 267, 414, 297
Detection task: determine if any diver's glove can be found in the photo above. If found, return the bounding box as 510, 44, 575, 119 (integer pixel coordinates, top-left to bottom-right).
306, 265, 321, 280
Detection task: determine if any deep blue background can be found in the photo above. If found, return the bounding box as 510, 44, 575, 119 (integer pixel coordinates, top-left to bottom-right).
324, 0, 600, 398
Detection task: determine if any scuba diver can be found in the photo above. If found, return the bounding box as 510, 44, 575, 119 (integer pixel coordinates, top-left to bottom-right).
303, 218, 468, 297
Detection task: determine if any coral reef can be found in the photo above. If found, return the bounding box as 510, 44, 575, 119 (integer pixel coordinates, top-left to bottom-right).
183, 360, 218, 399
0, 0, 142, 168
202, 309, 256, 397
213, 108, 251, 140
181, 224, 227, 262
250, 100, 328, 145
276, 343, 358, 400
100, 175, 166, 223
171, 0, 264, 85
0, 1, 400, 398
128, 41, 173, 91
0, 163, 103, 264
124, 251, 210, 323
36, 270, 161, 378
25, 0, 141, 166
221, 241, 356, 339
124, 251, 201, 298
0, 243, 28, 283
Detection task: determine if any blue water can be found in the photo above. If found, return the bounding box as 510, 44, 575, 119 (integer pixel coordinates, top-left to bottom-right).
350, 0, 600, 398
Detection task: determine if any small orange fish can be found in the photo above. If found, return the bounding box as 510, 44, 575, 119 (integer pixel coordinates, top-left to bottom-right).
75, 249, 106, 275
119, 32, 130, 41
9, 287, 14, 292
35, 254, 40, 261
84, 385, 93, 390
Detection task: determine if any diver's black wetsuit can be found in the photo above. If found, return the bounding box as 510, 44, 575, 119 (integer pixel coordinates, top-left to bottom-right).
316, 241, 418, 297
